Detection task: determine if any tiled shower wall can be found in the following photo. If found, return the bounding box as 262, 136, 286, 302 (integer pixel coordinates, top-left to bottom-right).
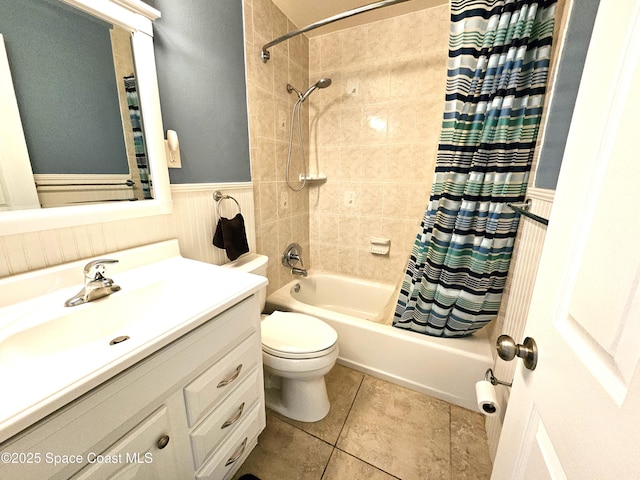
306, 5, 450, 286
243, 0, 311, 295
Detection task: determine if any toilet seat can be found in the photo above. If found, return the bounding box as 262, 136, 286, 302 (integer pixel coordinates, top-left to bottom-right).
262, 311, 338, 360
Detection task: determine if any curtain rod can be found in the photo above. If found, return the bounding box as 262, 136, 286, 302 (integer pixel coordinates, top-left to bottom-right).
261, 0, 412, 62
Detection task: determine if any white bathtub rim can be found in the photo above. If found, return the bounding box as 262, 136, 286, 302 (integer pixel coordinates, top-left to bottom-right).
297, 271, 396, 291
267, 280, 492, 360
288, 271, 396, 321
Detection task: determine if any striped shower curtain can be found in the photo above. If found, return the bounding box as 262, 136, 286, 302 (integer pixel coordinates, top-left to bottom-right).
393, 0, 557, 337
124, 75, 153, 199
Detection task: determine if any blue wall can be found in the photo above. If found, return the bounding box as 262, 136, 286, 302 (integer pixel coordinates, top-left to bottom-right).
147, 0, 251, 184
0, 0, 128, 175
535, 0, 600, 190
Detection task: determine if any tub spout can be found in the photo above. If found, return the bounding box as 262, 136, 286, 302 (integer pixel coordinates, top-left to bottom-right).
291, 267, 307, 277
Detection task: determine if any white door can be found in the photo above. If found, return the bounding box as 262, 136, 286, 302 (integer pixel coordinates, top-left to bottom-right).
492, 1, 640, 478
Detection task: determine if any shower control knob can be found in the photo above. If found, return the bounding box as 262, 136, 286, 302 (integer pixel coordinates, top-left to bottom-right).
496, 335, 538, 370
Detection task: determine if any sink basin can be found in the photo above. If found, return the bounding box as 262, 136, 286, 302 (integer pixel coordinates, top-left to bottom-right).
0, 282, 166, 365
0, 239, 267, 444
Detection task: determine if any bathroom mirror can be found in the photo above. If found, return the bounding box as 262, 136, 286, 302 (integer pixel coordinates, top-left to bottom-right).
0, 0, 171, 235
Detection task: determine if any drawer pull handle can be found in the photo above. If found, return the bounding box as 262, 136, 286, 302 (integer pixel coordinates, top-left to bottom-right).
157, 435, 170, 449
217, 364, 243, 388
221, 402, 245, 429
225, 437, 248, 467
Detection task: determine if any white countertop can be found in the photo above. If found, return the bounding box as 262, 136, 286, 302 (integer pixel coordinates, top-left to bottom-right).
0, 240, 266, 444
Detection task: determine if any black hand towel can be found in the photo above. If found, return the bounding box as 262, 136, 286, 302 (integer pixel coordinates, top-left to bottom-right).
213, 213, 249, 261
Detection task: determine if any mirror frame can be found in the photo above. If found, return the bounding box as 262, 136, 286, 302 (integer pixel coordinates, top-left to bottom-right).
0, 0, 172, 236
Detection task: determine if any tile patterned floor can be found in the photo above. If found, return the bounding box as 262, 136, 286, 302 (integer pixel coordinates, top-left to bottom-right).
233, 364, 492, 480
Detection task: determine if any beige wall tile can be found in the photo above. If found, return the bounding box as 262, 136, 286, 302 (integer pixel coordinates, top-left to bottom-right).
341, 24, 369, 67
359, 183, 384, 218
339, 146, 363, 180
259, 181, 278, 223
309, 37, 321, 73
251, 0, 273, 40
305, 5, 450, 285
246, 1, 449, 291
320, 33, 343, 70
244, 0, 312, 289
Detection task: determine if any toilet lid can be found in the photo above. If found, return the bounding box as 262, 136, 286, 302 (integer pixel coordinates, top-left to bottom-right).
262, 311, 338, 358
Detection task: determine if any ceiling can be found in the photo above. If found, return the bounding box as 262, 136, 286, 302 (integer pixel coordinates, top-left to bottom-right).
271, 0, 448, 37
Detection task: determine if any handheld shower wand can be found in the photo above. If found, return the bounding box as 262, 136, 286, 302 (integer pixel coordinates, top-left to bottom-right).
285, 78, 332, 191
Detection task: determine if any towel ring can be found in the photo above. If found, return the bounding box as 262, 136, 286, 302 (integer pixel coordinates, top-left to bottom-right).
213, 191, 241, 219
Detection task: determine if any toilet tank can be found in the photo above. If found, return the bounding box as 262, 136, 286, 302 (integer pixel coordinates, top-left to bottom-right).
222, 253, 268, 310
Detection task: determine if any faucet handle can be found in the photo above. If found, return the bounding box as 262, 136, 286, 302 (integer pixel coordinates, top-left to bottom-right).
288, 253, 304, 266
282, 243, 304, 268
83, 259, 119, 278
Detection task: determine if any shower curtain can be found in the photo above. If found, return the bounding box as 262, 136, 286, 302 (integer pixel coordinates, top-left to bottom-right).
393, 0, 557, 337
124, 75, 153, 200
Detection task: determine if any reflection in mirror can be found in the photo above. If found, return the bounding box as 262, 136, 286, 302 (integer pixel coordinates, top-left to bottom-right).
0, 0, 152, 209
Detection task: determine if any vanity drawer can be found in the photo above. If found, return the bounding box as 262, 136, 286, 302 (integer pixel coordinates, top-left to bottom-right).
195, 403, 262, 480
190, 367, 261, 469
184, 333, 261, 427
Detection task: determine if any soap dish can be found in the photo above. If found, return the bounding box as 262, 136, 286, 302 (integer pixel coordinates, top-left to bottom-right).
299, 173, 327, 184
370, 237, 390, 255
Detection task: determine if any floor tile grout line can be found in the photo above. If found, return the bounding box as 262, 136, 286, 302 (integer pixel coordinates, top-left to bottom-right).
252, 366, 492, 480
332, 446, 403, 480
320, 372, 366, 479
265, 409, 334, 447
320, 447, 337, 480
333, 371, 366, 447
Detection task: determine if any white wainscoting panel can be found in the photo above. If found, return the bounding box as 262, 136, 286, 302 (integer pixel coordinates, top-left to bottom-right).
0, 214, 176, 278
485, 188, 554, 460
0, 183, 255, 278
170, 183, 255, 266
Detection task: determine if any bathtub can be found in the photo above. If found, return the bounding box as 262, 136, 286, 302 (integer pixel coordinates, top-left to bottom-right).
266, 273, 494, 412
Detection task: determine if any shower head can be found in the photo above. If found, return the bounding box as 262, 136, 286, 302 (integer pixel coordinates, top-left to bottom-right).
315, 78, 332, 89
300, 78, 332, 102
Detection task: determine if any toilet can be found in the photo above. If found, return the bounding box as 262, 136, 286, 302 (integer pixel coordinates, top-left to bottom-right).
223, 253, 338, 422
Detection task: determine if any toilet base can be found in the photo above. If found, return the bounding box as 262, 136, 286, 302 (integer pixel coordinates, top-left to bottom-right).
264, 371, 330, 422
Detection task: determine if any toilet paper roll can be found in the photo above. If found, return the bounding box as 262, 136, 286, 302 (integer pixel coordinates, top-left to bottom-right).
475, 380, 501, 416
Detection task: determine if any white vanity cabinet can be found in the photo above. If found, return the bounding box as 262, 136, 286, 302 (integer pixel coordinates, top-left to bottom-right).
71, 401, 186, 480
0, 294, 265, 480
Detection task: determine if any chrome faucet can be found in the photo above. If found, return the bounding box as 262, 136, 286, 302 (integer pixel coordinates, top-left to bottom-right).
282, 243, 307, 277
290, 267, 308, 277
64, 259, 121, 307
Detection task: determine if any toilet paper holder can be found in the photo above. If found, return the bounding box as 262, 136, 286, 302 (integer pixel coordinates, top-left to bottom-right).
485, 368, 512, 387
